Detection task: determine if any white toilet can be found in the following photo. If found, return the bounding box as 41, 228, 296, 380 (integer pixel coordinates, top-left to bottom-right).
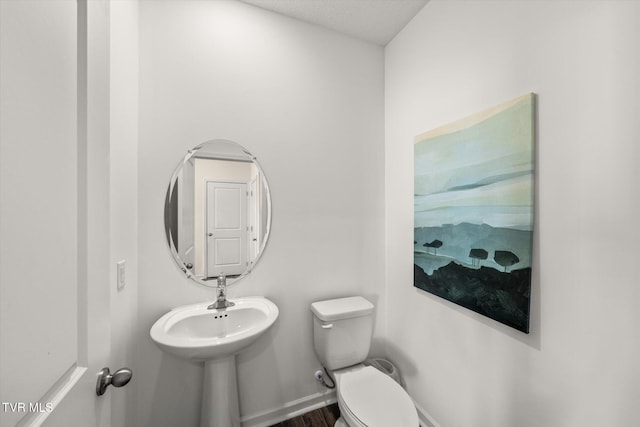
311, 296, 419, 427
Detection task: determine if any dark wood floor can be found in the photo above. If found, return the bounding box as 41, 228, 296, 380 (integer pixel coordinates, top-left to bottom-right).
268, 403, 340, 427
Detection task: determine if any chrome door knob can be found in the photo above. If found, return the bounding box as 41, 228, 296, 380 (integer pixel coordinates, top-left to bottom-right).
96, 367, 132, 396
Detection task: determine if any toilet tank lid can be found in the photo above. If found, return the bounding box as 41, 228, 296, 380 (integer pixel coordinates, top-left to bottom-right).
311, 296, 374, 322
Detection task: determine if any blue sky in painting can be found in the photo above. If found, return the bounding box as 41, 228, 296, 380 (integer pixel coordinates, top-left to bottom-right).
414, 95, 534, 231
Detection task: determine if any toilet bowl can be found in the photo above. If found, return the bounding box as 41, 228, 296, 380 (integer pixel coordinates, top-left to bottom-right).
311, 296, 419, 427
334, 365, 418, 427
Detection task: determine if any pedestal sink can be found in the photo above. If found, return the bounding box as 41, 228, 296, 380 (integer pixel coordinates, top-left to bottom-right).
150, 296, 279, 427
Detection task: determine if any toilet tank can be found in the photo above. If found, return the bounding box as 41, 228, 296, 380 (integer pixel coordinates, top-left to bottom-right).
311, 296, 374, 370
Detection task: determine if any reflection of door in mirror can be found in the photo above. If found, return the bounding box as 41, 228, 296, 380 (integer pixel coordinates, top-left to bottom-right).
248, 175, 259, 266
194, 157, 262, 279
205, 181, 247, 278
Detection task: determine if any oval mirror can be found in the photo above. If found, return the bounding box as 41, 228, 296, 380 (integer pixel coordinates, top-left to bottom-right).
164, 140, 272, 287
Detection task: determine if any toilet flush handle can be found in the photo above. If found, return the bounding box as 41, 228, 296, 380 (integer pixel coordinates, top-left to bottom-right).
321, 323, 333, 329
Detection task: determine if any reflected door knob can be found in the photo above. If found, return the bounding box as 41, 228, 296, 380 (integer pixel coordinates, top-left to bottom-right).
96, 367, 132, 396
208, 233, 213, 237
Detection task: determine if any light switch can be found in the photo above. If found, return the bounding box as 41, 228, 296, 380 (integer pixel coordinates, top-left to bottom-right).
117, 260, 126, 290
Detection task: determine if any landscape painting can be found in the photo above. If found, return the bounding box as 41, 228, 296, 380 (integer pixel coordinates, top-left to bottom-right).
414, 93, 535, 333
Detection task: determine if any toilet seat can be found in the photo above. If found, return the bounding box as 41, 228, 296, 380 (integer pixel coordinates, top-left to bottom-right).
336, 366, 418, 427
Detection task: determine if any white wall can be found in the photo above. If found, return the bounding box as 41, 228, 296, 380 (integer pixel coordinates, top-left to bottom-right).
136, 1, 385, 425
110, 1, 139, 426
385, 1, 640, 426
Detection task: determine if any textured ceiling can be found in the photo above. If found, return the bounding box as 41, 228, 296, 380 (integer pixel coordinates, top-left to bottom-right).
238, 0, 429, 46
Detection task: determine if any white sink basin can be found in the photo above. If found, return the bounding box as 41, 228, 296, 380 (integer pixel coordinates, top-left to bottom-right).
150, 296, 279, 361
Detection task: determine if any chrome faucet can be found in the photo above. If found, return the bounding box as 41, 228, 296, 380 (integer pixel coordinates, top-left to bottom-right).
207, 274, 235, 310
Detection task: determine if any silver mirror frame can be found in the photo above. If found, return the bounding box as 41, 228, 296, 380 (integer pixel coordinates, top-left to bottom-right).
164, 139, 272, 287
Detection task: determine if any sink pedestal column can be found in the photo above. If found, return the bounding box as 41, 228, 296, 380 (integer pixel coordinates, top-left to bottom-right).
201, 356, 240, 427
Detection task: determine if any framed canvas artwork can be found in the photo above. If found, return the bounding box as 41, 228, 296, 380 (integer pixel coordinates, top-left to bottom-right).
414, 93, 535, 333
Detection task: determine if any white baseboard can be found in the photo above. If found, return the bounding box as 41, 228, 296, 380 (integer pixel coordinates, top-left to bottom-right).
240, 390, 337, 427
240, 388, 440, 427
